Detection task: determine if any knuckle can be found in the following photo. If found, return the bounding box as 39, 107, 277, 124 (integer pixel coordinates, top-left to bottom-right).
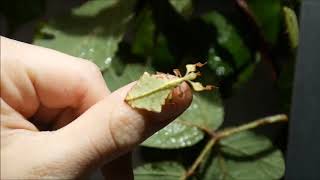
79, 60, 102, 79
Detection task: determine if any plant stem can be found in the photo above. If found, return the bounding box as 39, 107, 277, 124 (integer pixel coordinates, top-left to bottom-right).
217, 114, 288, 139
181, 138, 217, 180
182, 114, 288, 179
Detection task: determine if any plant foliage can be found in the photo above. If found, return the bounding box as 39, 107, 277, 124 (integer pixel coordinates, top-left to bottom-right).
32, 0, 299, 179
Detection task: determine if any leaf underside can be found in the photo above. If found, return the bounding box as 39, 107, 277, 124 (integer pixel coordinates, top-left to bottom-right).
134, 161, 185, 180
33, 0, 137, 71
142, 91, 224, 149
200, 131, 285, 180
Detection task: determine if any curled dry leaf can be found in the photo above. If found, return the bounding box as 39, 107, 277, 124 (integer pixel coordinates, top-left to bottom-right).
125, 63, 216, 112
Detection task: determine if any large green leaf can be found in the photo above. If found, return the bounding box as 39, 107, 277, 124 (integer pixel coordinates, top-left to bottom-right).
169, 0, 193, 18
152, 34, 176, 71
33, 0, 137, 71
232, 52, 260, 89
142, 121, 204, 149
200, 131, 285, 180
219, 131, 274, 157
278, 60, 295, 113
142, 91, 224, 149
134, 161, 185, 180
103, 61, 154, 91
207, 47, 234, 78
246, 0, 282, 44
202, 11, 251, 69
179, 92, 224, 130
202, 12, 255, 89
132, 8, 155, 57
131, 8, 175, 70
72, 0, 117, 16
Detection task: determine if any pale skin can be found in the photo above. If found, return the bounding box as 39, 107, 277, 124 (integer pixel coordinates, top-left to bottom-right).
0, 36, 192, 179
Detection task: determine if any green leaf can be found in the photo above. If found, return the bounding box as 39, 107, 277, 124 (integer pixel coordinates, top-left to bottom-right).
202, 11, 251, 69
72, 0, 117, 16
232, 62, 257, 89
134, 161, 185, 180
207, 47, 234, 78
142, 120, 204, 149
131, 9, 175, 70
152, 34, 176, 70
132, 8, 156, 57
278, 60, 295, 113
33, 0, 137, 71
219, 131, 273, 157
283, 6, 299, 49
179, 92, 224, 130
200, 131, 285, 180
103, 61, 154, 92
202, 12, 256, 89
246, 0, 282, 44
169, 0, 193, 18
142, 91, 224, 149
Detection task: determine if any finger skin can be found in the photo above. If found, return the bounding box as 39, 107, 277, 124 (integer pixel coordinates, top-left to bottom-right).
0, 36, 193, 179
1, 36, 109, 129
1, 36, 110, 179
55, 82, 192, 177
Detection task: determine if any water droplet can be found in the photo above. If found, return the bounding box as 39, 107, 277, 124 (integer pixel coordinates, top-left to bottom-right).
180, 141, 186, 146
214, 56, 221, 62
186, 140, 192, 145
216, 66, 225, 76
219, 29, 231, 43
156, 139, 162, 144
192, 131, 199, 136
104, 57, 112, 65
193, 104, 199, 109
170, 138, 176, 143
80, 52, 86, 57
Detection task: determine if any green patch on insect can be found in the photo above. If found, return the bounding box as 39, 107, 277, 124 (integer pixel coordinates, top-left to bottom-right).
125, 63, 216, 112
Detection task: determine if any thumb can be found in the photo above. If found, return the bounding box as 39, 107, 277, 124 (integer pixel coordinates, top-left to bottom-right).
55, 82, 192, 170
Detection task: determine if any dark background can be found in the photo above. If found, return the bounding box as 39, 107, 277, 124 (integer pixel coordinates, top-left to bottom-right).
286, 0, 320, 179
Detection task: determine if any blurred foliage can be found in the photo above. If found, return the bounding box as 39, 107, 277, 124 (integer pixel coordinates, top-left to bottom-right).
1, 0, 298, 179
0, 0, 45, 33
246, 0, 282, 44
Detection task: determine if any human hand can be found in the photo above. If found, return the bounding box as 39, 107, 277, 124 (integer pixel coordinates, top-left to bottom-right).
0, 36, 192, 179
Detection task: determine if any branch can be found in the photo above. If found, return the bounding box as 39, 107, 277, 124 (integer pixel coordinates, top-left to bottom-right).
181, 138, 217, 180
235, 0, 278, 79
182, 114, 288, 179
217, 114, 288, 139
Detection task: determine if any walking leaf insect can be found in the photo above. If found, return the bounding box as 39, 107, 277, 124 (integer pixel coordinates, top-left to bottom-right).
125, 63, 215, 112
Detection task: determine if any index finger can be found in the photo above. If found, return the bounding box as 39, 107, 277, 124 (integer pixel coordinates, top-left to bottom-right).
1, 36, 109, 122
